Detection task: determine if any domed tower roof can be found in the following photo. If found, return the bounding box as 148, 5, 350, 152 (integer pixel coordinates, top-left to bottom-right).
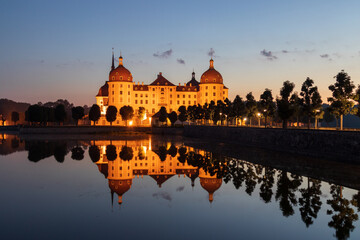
186, 71, 199, 87
150, 174, 174, 188
200, 59, 223, 84
109, 55, 133, 82
108, 179, 132, 204
96, 82, 108, 97
200, 177, 222, 203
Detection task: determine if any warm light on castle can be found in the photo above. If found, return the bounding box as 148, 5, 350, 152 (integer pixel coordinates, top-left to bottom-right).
96, 52, 228, 125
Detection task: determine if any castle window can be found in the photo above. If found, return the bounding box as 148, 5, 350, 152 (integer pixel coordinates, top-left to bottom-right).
135, 87, 138, 90
188, 101, 191, 104
152, 109, 155, 113
128, 92, 130, 95
135, 94, 138, 97
205, 79, 208, 82
161, 88, 164, 91
145, 100, 148, 104
205, 93, 208, 96
223, 91, 225, 95
140, 94, 143, 97
194, 101, 196, 104
213, 86, 216, 89
120, 76, 123, 80
188, 95, 191, 98
152, 100, 155, 104
177, 95, 179, 98
128, 85, 130, 88
194, 95, 196, 98
170, 100, 172, 104
112, 91, 114, 94
170, 94, 172, 98
183, 95, 185, 98
153, 88, 155, 91
213, 93, 216, 96
112, 77, 115, 80
206, 86, 208, 90
120, 97, 123, 102
170, 89, 172, 92
140, 100, 143, 104
120, 84, 123, 88
135, 100, 138, 104
120, 91, 123, 95
146, 94, 148, 98
153, 94, 155, 98
128, 98, 130, 102
183, 101, 185, 104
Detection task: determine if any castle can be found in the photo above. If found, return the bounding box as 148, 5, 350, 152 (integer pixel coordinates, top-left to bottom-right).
96, 52, 228, 125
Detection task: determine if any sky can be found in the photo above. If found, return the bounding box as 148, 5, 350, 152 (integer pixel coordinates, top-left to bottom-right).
1, 0, 360, 106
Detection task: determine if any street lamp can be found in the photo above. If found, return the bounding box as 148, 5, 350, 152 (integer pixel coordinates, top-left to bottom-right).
257, 113, 261, 127
315, 109, 320, 129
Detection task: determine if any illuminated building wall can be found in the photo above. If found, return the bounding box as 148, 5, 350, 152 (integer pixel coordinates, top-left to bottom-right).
95, 53, 228, 125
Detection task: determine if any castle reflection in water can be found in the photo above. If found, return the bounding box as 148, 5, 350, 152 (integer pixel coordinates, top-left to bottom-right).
92, 138, 222, 204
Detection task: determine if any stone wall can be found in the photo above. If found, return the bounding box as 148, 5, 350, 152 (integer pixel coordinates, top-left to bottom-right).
184, 126, 360, 163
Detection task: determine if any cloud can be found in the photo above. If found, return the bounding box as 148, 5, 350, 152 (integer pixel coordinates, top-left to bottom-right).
153, 49, 173, 59
152, 192, 172, 202
260, 49, 277, 60
177, 58, 185, 64
208, 48, 215, 58
176, 186, 185, 192
320, 54, 329, 58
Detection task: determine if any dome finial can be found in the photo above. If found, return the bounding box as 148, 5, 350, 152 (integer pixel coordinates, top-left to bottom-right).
111, 48, 115, 71
209, 58, 214, 69
119, 51, 123, 66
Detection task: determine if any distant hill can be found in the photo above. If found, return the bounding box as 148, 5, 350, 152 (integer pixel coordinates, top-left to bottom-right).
0, 99, 30, 117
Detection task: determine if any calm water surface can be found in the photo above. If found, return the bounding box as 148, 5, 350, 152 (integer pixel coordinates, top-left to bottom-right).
1, 134, 360, 240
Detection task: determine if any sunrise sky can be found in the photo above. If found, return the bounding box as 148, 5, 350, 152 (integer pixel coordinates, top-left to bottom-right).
1, 0, 360, 106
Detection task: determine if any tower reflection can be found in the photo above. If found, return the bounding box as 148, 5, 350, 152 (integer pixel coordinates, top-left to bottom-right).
91, 138, 223, 204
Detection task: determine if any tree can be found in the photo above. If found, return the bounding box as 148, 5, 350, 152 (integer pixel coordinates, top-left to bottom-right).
233, 95, 246, 126
55, 104, 67, 125
178, 106, 187, 123
120, 105, 134, 126
290, 92, 303, 128
300, 78, 323, 129
106, 105, 117, 125
328, 70, 356, 130
137, 107, 146, 124
276, 81, 296, 129
89, 104, 101, 125
167, 144, 177, 157
71, 106, 84, 126
11, 111, 19, 125
323, 106, 336, 127
54, 143, 67, 163
259, 89, 275, 128
120, 146, 133, 161
168, 111, 178, 127
245, 92, 257, 126
159, 107, 168, 125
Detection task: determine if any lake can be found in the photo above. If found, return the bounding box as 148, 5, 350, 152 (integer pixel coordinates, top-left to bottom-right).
0, 133, 359, 240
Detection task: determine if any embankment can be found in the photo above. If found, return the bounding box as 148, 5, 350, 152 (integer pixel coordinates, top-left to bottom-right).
184, 125, 360, 163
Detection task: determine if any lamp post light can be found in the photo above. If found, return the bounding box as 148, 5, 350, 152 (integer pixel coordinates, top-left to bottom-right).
243, 117, 247, 126
220, 113, 222, 126
257, 113, 261, 127
315, 109, 320, 129
263, 109, 267, 128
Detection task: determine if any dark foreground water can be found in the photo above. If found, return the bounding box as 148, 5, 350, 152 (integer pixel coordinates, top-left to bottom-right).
1, 134, 360, 240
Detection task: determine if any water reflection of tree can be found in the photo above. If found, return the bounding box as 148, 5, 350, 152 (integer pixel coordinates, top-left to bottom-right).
71, 146, 84, 160
167, 144, 177, 158
299, 177, 322, 227
88, 145, 100, 163
275, 171, 302, 217
54, 143, 67, 163
245, 164, 258, 195
327, 185, 359, 240
259, 167, 275, 203
106, 145, 117, 161
120, 146, 133, 161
